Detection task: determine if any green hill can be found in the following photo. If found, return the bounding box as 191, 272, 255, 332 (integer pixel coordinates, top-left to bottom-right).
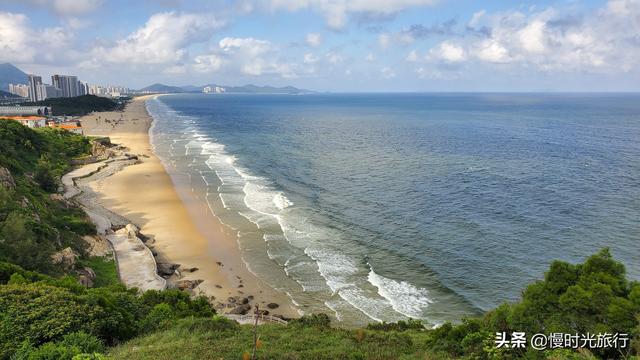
21, 95, 122, 116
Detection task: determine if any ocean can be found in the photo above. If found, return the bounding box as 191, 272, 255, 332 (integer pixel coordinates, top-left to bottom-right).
147, 93, 640, 327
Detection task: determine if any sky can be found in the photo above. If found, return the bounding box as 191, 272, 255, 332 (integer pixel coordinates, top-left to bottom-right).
1, 0, 639, 92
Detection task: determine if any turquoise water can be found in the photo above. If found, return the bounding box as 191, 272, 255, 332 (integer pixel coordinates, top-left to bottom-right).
147, 93, 640, 326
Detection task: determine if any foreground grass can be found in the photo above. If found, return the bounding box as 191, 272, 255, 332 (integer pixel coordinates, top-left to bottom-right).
79, 256, 119, 287
109, 317, 443, 360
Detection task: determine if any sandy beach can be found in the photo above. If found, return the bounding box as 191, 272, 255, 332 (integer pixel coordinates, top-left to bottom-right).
80, 96, 298, 318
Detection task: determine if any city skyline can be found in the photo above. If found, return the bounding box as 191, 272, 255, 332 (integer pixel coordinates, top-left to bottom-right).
1, 0, 639, 92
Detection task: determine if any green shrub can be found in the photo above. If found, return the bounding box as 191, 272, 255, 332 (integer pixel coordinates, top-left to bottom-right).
289, 313, 332, 328
424, 249, 640, 359
0, 284, 91, 358
366, 318, 425, 332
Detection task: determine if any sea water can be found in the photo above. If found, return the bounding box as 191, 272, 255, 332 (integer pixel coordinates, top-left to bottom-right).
147, 93, 640, 327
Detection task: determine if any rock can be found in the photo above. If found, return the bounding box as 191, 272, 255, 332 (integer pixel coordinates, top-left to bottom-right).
266, 303, 279, 310
175, 279, 203, 290
227, 296, 237, 304
77, 267, 97, 287
157, 263, 179, 277
51, 194, 71, 207
125, 224, 139, 238
132, 244, 146, 251
216, 261, 223, 266
0, 167, 15, 189
237, 284, 244, 288
20, 196, 31, 209
247, 295, 254, 301
183, 267, 199, 273
256, 310, 270, 316
239, 297, 250, 305
229, 303, 252, 315
215, 284, 222, 289
51, 247, 78, 271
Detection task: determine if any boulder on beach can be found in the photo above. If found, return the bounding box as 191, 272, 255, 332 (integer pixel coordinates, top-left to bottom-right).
266, 303, 279, 310
157, 262, 180, 277
175, 279, 203, 290
229, 303, 252, 315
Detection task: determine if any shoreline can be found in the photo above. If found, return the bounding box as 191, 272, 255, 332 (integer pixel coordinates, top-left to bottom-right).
79, 96, 299, 318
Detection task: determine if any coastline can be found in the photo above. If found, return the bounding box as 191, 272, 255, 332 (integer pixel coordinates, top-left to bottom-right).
80, 95, 298, 318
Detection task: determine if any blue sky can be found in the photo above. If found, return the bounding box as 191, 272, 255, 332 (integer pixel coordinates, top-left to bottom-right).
1, 0, 639, 91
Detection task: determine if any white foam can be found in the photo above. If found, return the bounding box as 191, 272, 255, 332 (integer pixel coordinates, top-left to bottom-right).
368, 269, 433, 319
146, 96, 434, 324
273, 192, 293, 210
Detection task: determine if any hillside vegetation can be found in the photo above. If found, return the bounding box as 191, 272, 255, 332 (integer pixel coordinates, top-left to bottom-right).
21, 95, 122, 116
0, 121, 637, 359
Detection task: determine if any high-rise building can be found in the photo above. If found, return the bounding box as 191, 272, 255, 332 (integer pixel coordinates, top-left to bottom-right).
28, 75, 42, 102
8, 84, 29, 98
51, 75, 79, 98
79, 81, 89, 96
37, 84, 63, 100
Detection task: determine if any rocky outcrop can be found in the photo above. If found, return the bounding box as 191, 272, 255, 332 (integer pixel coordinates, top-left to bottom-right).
174, 279, 203, 290
124, 224, 139, 238
51, 247, 78, 271
0, 166, 15, 189
267, 303, 280, 309
157, 262, 180, 278
77, 267, 97, 287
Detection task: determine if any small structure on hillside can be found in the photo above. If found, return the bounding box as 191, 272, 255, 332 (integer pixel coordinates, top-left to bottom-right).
0, 105, 51, 116
0, 116, 47, 128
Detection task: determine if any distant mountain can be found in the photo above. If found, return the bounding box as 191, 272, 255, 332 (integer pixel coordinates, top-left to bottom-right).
197, 84, 312, 94
140, 83, 312, 94
0, 90, 20, 98
138, 83, 185, 93
0, 63, 28, 91
178, 85, 202, 92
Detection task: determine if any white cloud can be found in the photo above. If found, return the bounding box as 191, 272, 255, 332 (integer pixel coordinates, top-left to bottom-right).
473, 39, 511, 63
264, 0, 437, 29
0, 13, 36, 63
0, 12, 73, 64
219, 37, 272, 57
365, 53, 375, 62
429, 41, 466, 63
406, 49, 418, 62
91, 12, 224, 65
517, 20, 546, 53
467, 10, 486, 28
421, 0, 640, 72
306, 33, 322, 47
326, 51, 343, 65
193, 54, 224, 73
304, 53, 319, 64
378, 33, 391, 49
205, 37, 300, 78
381, 66, 396, 79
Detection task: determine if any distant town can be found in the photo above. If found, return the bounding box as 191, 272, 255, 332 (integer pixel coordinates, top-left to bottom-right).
0, 62, 310, 136
9, 73, 130, 102
0, 71, 129, 134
